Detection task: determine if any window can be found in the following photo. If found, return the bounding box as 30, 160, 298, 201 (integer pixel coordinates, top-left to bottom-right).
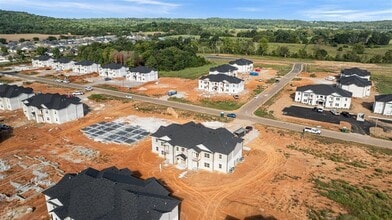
46, 117, 50, 121
204, 153, 210, 158
176, 147, 179, 151
155, 147, 158, 151
219, 164, 222, 169
336, 97, 340, 101
335, 103, 340, 107
161, 151, 165, 155
181, 147, 185, 152
219, 154, 222, 159
204, 163, 210, 168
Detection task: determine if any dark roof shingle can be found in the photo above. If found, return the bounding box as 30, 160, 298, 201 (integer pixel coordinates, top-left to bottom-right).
0, 85, 33, 98
32, 55, 52, 61
23, 93, 82, 110
55, 57, 73, 64
341, 68, 371, 77
375, 94, 392, 102
129, 66, 155, 74
74, 60, 96, 66
339, 76, 372, 87
102, 63, 125, 70
210, 64, 238, 73
229, 58, 253, 65
200, 74, 243, 84
296, 84, 352, 97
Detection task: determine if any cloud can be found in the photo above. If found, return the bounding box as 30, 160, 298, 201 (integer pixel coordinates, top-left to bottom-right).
302, 6, 392, 21
235, 7, 264, 12
124, 0, 179, 7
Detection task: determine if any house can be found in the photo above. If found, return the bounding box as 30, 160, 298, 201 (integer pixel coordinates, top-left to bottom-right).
72, 60, 99, 74
127, 66, 158, 82
340, 68, 371, 80
22, 93, 84, 124
229, 58, 254, 73
337, 76, 371, 98
99, 63, 128, 78
151, 122, 243, 173
42, 167, 180, 220
53, 57, 75, 71
0, 85, 34, 110
0, 55, 10, 63
209, 64, 239, 77
373, 94, 392, 116
295, 84, 352, 109
198, 74, 244, 94
32, 55, 54, 68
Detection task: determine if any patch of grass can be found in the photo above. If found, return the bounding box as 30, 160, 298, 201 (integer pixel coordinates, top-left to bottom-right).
160, 63, 216, 79
199, 98, 243, 110
255, 108, 275, 119
347, 160, 367, 168
252, 85, 264, 96
95, 84, 119, 91
364, 145, 392, 156
335, 166, 347, 172
309, 73, 317, 78
307, 208, 333, 220
292, 77, 302, 81
168, 97, 191, 104
314, 178, 392, 219
371, 73, 392, 94
0, 76, 16, 84
261, 63, 292, 76
375, 168, 384, 173
87, 94, 128, 103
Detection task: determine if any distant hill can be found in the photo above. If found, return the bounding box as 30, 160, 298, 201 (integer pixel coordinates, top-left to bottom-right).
0, 10, 391, 35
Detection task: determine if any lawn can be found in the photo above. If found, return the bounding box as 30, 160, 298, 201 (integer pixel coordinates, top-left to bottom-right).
199, 98, 243, 111
159, 63, 217, 79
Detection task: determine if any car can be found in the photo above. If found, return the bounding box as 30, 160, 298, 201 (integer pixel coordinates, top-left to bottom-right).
72, 91, 84, 96
330, 109, 340, 116
341, 111, 350, 118
313, 107, 324, 113
303, 127, 321, 134
104, 77, 111, 81
227, 113, 237, 118
85, 86, 93, 91
245, 126, 253, 133
55, 79, 62, 83
125, 95, 133, 99
233, 95, 239, 99
62, 80, 70, 84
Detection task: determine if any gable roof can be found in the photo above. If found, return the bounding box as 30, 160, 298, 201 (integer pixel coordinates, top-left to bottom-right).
23, 93, 81, 110
210, 64, 238, 73
0, 85, 33, 98
200, 74, 243, 84
375, 94, 392, 102
129, 66, 155, 74
42, 167, 179, 220
339, 76, 372, 87
55, 57, 73, 64
102, 63, 125, 70
32, 55, 52, 61
74, 60, 96, 66
151, 121, 243, 155
296, 84, 352, 97
229, 58, 253, 66
341, 68, 371, 77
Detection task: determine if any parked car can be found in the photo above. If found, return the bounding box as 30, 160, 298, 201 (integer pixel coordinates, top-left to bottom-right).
55, 79, 62, 83
233, 95, 239, 99
227, 113, 237, 118
245, 126, 253, 133
303, 127, 321, 134
325, 76, 336, 81
62, 80, 70, 84
330, 109, 340, 116
72, 91, 84, 96
104, 77, 111, 81
341, 111, 351, 118
313, 107, 324, 113
84, 86, 93, 91
125, 95, 133, 99
167, 90, 177, 96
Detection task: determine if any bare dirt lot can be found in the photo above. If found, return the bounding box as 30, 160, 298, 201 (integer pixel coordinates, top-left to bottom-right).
1, 85, 391, 219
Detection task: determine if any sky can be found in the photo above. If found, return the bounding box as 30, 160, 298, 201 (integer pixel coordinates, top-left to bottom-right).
1, 0, 391, 21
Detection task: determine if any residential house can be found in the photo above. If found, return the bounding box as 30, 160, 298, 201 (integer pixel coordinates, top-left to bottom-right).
72, 60, 99, 74
337, 76, 371, 98
209, 64, 239, 77
99, 63, 128, 78
127, 66, 158, 82
0, 55, 10, 63
0, 85, 34, 110
198, 74, 244, 94
295, 84, 352, 109
373, 94, 392, 116
229, 58, 254, 73
151, 122, 244, 173
32, 55, 54, 68
42, 167, 180, 220
22, 93, 84, 124
340, 68, 371, 80
53, 57, 75, 71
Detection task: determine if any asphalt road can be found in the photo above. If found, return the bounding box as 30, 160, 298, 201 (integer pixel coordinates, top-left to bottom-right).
2, 70, 392, 149
238, 63, 303, 115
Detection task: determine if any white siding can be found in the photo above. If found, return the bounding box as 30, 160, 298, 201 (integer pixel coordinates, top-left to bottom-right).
231, 63, 253, 73
294, 91, 351, 109
339, 84, 371, 98
373, 101, 392, 116
198, 79, 244, 94
159, 205, 179, 220
126, 71, 159, 82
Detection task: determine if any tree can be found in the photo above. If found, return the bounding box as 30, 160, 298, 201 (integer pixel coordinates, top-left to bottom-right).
369, 55, 383, 63
36, 46, 48, 55
52, 47, 61, 59
33, 37, 39, 41
19, 38, 26, 43
1, 46, 8, 55
256, 37, 269, 56
314, 48, 328, 60
298, 48, 308, 58
0, 38, 6, 44
47, 36, 57, 41
276, 46, 290, 57
352, 44, 365, 54
383, 50, 392, 63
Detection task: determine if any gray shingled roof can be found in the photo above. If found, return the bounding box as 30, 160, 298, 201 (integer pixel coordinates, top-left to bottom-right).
42, 167, 179, 220
200, 74, 243, 84
339, 76, 372, 87
23, 93, 81, 110
102, 63, 125, 69
229, 58, 253, 65
55, 57, 73, 64
74, 60, 96, 66
151, 121, 243, 154
210, 64, 238, 73
32, 55, 52, 61
296, 84, 352, 97
375, 94, 392, 102
0, 85, 33, 98
129, 66, 155, 74
341, 68, 371, 77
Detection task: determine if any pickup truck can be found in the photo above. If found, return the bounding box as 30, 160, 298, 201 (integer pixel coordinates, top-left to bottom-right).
303, 127, 321, 134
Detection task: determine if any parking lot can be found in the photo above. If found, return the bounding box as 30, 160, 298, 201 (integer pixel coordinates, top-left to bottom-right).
282, 106, 391, 135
